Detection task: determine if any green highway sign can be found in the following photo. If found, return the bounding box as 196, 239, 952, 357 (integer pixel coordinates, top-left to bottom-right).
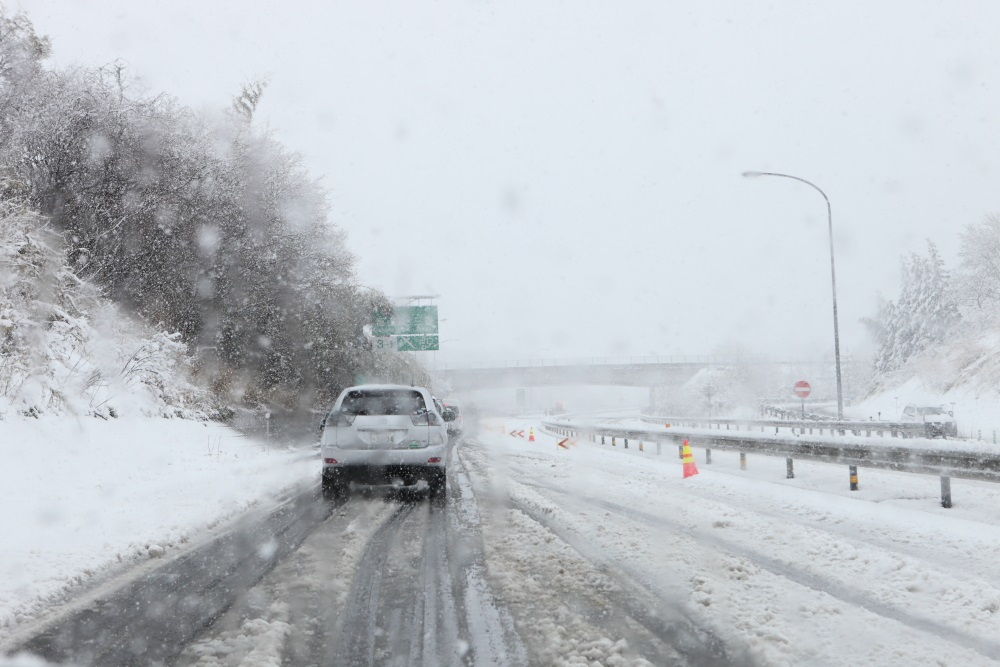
372, 336, 396, 351
396, 334, 439, 352
371, 306, 439, 336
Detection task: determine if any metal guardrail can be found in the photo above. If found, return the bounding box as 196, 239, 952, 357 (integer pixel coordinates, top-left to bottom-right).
638, 414, 930, 439
541, 416, 1000, 507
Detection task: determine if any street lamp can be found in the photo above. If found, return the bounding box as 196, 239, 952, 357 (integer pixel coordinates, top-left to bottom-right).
742, 170, 844, 419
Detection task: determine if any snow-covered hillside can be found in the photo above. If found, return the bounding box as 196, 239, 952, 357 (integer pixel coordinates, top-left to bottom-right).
0, 201, 210, 420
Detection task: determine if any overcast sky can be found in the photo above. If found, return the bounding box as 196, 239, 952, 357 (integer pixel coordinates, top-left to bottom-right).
13, 0, 1000, 367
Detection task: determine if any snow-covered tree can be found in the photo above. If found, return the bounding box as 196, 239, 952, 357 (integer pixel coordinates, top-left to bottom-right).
865, 241, 961, 377
957, 213, 1000, 315
0, 8, 420, 412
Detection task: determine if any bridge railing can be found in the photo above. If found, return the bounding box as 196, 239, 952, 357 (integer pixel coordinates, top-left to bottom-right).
438, 354, 772, 371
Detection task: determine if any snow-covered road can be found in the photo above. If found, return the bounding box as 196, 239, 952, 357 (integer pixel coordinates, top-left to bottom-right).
471, 419, 1000, 666
179, 420, 1000, 665
7, 415, 1000, 665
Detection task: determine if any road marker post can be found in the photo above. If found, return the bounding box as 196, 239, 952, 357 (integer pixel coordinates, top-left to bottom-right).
940, 476, 952, 508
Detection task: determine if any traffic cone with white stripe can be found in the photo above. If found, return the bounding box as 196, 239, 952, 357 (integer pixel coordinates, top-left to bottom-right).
682, 439, 699, 478
529, 427, 535, 442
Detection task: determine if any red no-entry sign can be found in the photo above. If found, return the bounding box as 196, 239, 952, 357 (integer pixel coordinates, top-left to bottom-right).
794, 381, 811, 398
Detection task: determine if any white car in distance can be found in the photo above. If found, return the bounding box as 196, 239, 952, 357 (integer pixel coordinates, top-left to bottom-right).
320, 384, 453, 500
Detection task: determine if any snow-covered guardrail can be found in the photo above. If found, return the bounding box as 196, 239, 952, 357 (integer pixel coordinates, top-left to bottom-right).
638, 414, 930, 439
541, 416, 1000, 508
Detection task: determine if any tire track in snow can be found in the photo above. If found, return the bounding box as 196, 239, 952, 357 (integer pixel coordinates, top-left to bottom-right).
329, 448, 526, 667
448, 446, 529, 666
332, 501, 415, 665
9, 484, 333, 667
460, 443, 750, 667
598, 441, 1000, 583
526, 481, 1000, 663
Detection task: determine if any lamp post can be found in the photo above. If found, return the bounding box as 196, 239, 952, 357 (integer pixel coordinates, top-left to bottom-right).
742, 170, 844, 419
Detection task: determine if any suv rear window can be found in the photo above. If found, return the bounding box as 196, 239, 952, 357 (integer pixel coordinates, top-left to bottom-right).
339, 389, 427, 416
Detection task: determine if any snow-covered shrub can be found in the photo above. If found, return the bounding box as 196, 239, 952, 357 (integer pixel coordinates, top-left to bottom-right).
0, 199, 211, 418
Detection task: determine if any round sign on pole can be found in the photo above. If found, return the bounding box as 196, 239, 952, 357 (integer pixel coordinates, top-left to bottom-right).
794, 381, 811, 398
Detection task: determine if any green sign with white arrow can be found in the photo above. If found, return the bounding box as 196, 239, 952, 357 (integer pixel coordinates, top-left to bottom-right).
396, 334, 439, 351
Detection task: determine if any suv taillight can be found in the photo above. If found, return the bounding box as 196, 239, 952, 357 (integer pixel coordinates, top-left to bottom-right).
411, 410, 441, 426
329, 412, 356, 427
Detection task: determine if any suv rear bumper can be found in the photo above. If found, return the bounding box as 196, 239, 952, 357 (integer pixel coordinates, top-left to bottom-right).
323, 463, 445, 485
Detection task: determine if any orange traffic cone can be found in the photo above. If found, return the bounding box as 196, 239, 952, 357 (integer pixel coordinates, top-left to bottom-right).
529, 427, 535, 442
682, 439, 699, 478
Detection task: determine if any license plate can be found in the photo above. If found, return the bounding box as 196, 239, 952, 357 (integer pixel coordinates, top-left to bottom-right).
370, 432, 393, 444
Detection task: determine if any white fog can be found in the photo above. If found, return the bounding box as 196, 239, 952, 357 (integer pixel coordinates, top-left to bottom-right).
3, 2, 1000, 665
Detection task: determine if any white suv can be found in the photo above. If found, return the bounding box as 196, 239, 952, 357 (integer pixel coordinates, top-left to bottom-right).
320, 384, 451, 500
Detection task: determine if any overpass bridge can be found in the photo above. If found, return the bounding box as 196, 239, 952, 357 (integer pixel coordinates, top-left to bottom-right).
435, 355, 763, 392
434, 355, 846, 413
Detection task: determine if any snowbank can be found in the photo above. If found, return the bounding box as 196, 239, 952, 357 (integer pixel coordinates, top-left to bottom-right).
0, 414, 317, 636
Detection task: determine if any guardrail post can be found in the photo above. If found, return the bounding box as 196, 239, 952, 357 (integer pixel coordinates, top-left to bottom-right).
624, 437, 629, 449
940, 476, 952, 508
678, 444, 684, 459
601, 435, 605, 445
786, 458, 794, 479
740, 452, 747, 470
639, 441, 644, 452
706, 448, 712, 464
612, 436, 616, 447
849, 466, 859, 491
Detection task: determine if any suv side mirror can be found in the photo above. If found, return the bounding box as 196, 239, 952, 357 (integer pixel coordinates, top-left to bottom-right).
442, 409, 456, 422
319, 420, 325, 432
